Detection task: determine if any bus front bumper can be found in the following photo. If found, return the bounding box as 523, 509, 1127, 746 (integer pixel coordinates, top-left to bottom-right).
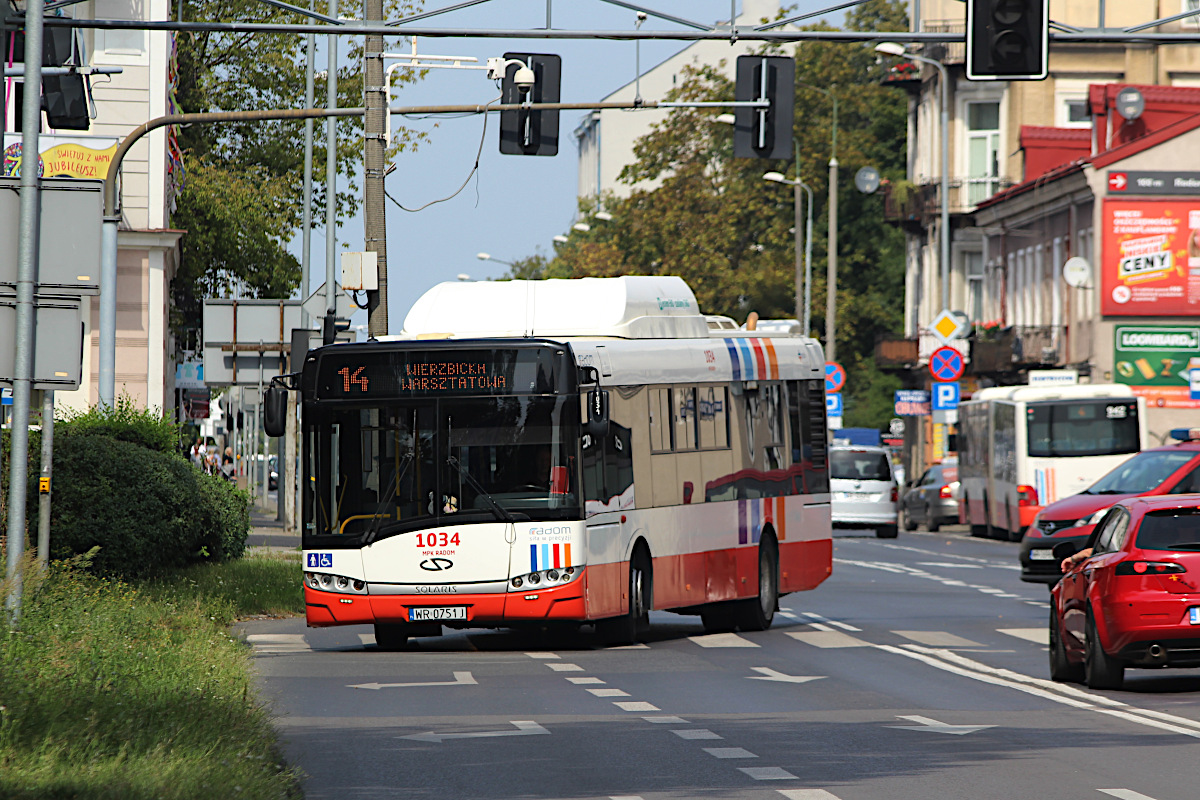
304, 581, 586, 627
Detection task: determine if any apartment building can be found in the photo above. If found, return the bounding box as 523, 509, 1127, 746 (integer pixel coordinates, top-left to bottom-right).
2, 0, 182, 413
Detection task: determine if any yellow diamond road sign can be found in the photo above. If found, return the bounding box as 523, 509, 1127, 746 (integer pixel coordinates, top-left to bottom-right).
929, 310, 968, 345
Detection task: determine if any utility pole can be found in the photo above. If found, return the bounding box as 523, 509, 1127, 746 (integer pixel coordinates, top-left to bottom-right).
826, 154, 838, 363
363, 0, 388, 336
323, 0, 338, 345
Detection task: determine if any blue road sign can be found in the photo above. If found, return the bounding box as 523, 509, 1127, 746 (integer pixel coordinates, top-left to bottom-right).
825, 362, 846, 393
895, 389, 931, 416
929, 346, 965, 382
932, 382, 960, 411
1, 387, 11, 406
826, 392, 843, 417
1191, 369, 1200, 401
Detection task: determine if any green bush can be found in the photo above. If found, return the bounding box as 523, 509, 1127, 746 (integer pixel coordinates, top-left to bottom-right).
57, 393, 181, 454
195, 472, 251, 562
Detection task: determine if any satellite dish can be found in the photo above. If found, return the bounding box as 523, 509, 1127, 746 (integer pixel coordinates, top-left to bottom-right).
1063, 256, 1092, 288
1116, 87, 1144, 121
855, 166, 881, 194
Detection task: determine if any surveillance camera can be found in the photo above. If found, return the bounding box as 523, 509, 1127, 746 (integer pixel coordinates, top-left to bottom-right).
513, 65, 536, 94
636, 11, 647, 21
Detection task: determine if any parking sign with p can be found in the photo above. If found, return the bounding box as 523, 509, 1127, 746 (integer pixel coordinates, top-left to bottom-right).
932, 382, 960, 411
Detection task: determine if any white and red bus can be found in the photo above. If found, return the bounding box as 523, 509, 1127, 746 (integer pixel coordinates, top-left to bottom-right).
267, 276, 832, 648
957, 383, 1147, 541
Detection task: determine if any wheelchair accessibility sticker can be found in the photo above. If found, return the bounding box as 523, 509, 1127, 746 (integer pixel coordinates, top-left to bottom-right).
306, 552, 333, 569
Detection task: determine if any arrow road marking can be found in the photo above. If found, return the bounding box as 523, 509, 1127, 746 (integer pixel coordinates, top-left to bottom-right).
401, 720, 548, 742
888, 715, 996, 736
349, 671, 477, 690
748, 667, 826, 684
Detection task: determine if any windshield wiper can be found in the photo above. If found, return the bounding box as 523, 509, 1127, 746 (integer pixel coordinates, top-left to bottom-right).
447, 454, 515, 524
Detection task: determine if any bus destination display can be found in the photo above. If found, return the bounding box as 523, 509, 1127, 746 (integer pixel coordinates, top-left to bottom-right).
315, 348, 564, 399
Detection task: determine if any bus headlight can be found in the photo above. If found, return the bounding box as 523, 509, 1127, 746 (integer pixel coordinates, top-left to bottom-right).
508, 566, 579, 591
305, 572, 369, 595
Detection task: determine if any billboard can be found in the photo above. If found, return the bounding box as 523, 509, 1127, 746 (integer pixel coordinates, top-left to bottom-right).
1102, 199, 1200, 316
1113, 325, 1200, 409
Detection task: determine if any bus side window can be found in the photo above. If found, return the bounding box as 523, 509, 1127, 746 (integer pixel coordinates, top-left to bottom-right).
698, 386, 729, 449
649, 387, 674, 453
674, 386, 698, 451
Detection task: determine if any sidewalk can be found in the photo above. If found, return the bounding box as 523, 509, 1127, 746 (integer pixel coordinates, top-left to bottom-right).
247, 508, 300, 551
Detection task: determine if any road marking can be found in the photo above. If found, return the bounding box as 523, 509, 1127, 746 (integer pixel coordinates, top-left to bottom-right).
888, 714, 996, 735
357, 633, 375, 646
807, 622, 835, 632
778, 611, 800, 620
998, 627, 1049, 644
786, 630, 870, 648
779, 791, 843, 800
893, 631, 982, 648
704, 747, 757, 758
916, 562, 984, 569
800, 611, 862, 631
246, 633, 308, 653
349, 671, 477, 690
644, 715, 688, 724
607, 643, 651, 649
567, 677, 605, 685
1025, 600, 1051, 608
587, 688, 630, 697
614, 701, 659, 712
401, 720, 548, 742
834, 557, 1024, 600
689, 633, 760, 647
610, 796, 644, 800
740, 767, 798, 780
525, 652, 560, 659
748, 667, 826, 684
673, 729, 722, 740
1099, 791, 1159, 800
880, 644, 1200, 739
869, 540, 1018, 569
546, 663, 584, 672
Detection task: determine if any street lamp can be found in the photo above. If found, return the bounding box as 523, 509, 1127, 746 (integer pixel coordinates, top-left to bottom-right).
553, 235, 569, 244
572, 223, 591, 233
876, 41, 951, 313
763, 168, 814, 337
476, 252, 513, 267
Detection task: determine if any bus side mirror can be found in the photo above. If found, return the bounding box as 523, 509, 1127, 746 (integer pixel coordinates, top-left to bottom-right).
586, 388, 609, 439
263, 385, 288, 438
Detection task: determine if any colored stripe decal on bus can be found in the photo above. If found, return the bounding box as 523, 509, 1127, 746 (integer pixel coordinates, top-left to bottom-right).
564, 542, 571, 568
530, 543, 538, 572
552, 543, 561, 569
749, 338, 768, 381
776, 496, 786, 540
751, 499, 761, 544
738, 500, 748, 544
736, 339, 756, 380
541, 543, 550, 573
762, 338, 780, 379
724, 339, 742, 381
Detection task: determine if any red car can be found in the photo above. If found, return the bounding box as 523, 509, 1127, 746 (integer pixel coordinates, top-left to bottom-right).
1020, 429, 1200, 584
1049, 495, 1200, 689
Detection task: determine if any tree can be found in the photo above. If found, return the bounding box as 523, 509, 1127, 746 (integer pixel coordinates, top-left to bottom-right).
509, 0, 910, 428
169, 0, 425, 333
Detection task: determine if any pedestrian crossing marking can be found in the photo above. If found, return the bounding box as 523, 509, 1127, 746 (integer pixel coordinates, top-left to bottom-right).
704, 747, 757, 758
586, 688, 630, 697
689, 632, 761, 648
779, 791, 843, 800
998, 627, 1049, 645
546, 662, 584, 672
786, 630, 870, 648
740, 767, 799, 780
893, 631, 982, 648
673, 729, 722, 740
614, 701, 659, 712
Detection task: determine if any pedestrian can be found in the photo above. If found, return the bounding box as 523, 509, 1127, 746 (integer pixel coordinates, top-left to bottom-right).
189, 438, 205, 470
222, 447, 235, 482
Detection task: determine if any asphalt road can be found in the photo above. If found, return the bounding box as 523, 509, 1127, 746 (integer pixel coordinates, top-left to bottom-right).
238, 526, 1200, 800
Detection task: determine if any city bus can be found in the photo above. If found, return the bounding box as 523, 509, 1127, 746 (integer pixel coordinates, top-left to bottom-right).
264, 276, 832, 649
957, 383, 1147, 541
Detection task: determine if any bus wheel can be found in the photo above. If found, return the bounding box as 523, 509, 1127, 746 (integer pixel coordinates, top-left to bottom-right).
598, 548, 652, 645
374, 623, 409, 651
735, 538, 778, 632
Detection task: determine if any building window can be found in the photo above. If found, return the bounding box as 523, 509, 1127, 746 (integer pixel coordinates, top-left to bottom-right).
1185, 0, 1200, 30
965, 251, 984, 324
94, 0, 148, 61
966, 101, 1000, 205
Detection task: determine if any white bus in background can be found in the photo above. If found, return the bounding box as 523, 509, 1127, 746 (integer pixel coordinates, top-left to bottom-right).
957, 384, 1147, 541
269, 276, 834, 649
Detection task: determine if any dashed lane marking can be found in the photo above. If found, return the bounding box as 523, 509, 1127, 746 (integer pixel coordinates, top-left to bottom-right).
643, 715, 688, 724
786, 630, 871, 648
586, 688, 630, 697
799, 611, 862, 631
1099, 791, 1159, 800
689, 632, 761, 647
525, 652, 560, 659
779, 791, 843, 800
893, 631, 982, 648
566, 677, 605, 685
246, 634, 308, 654
614, 701, 660, 712
998, 627, 1049, 645
673, 729, 722, 740
704, 747, 757, 759
358, 634, 375, 647
740, 767, 799, 780
546, 663, 584, 672
916, 562, 984, 569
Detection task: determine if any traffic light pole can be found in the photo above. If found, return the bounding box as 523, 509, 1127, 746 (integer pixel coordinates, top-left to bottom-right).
363, 0, 389, 337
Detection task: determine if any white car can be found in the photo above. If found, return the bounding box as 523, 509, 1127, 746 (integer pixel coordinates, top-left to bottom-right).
829, 445, 900, 538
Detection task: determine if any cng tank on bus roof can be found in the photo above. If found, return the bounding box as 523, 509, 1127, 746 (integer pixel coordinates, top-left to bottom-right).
398, 276, 711, 340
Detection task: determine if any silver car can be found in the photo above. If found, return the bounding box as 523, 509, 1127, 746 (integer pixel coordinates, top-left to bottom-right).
829, 445, 900, 538
901, 463, 960, 532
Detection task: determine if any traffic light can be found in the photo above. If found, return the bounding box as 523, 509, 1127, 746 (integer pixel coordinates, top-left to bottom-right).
733, 55, 794, 160
499, 53, 561, 156
5, 26, 91, 129
967, 0, 1049, 81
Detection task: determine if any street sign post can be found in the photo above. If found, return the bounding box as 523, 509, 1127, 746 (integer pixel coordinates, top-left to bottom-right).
826, 392, 843, 417
929, 346, 965, 382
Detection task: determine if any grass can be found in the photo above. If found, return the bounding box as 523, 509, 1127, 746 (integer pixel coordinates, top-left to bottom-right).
0, 550, 306, 799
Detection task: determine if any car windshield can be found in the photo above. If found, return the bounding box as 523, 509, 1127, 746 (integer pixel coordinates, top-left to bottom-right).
1085, 451, 1196, 495
1134, 508, 1200, 551
830, 450, 891, 481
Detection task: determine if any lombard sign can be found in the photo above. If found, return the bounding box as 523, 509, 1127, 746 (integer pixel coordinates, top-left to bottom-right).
1113, 325, 1200, 409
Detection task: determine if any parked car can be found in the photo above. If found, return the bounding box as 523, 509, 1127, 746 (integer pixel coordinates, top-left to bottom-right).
830, 445, 899, 538
901, 463, 960, 532
1020, 428, 1200, 584
1049, 495, 1200, 689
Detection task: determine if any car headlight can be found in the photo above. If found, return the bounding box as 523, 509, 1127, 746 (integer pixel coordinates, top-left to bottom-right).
1075, 507, 1110, 527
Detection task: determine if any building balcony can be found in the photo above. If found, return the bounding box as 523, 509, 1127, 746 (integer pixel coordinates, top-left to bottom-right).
919, 21, 965, 65
970, 326, 1063, 374
883, 178, 1016, 227
875, 333, 919, 369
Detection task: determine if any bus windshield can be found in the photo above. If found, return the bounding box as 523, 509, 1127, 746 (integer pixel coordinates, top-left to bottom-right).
1026, 400, 1140, 458
305, 395, 579, 544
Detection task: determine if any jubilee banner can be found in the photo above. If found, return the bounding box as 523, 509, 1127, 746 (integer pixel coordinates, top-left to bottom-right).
1113, 325, 1200, 409
1102, 199, 1200, 316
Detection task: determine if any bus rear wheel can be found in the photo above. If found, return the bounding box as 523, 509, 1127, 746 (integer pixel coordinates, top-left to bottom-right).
374, 623, 409, 651
735, 538, 778, 632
